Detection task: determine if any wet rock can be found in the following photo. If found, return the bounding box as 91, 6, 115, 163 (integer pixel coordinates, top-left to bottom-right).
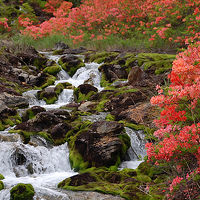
29, 135, 52, 148
22, 106, 46, 121
105, 90, 147, 112
50, 122, 71, 139
78, 84, 98, 95
55, 42, 69, 50
0, 92, 29, 108
58, 55, 85, 76
99, 63, 128, 82
10, 183, 35, 200
78, 101, 97, 112
73, 121, 129, 168
69, 173, 96, 186
51, 109, 71, 120
15, 112, 62, 132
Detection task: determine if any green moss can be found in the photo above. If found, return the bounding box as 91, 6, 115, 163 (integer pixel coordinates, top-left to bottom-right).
100, 72, 111, 87
114, 87, 139, 96
43, 64, 61, 75
10, 183, 35, 200
96, 100, 109, 112
105, 114, 115, 121
59, 58, 85, 77
0, 181, 4, 191
53, 49, 64, 55
119, 121, 156, 141
0, 174, 4, 180
0, 113, 22, 131
9, 130, 53, 144
58, 168, 147, 200
41, 75, 56, 89
74, 88, 97, 103
89, 52, 119, 64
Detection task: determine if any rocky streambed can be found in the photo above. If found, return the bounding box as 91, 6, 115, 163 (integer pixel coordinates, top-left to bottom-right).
0, 42, 176, 200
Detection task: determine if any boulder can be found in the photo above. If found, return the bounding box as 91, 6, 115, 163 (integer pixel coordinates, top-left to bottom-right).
73, 121, 129, 168
99, 63, 128, 82
128, 66, 146, 85
22, 106, 46, 121
50, 122, 71, 139
0, 92, 29, 108
78, 101, 97, 112
58, 55, 85, 76
78, 84, 98, 95
54, 42, 69, 50
15, 112, 62, 132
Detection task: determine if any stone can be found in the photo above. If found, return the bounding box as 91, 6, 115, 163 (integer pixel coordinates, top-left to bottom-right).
128, 66, 146, 85
0, 92, 29, 108
78, 101, 97, 112
55, 42, 69, 50
99, 63, 128, 82
51, 123, 71, 139
78, 84, 98, 95
74, 121, 129, 167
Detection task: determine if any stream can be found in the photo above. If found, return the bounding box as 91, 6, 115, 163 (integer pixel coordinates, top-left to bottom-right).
0, 52, 146, 199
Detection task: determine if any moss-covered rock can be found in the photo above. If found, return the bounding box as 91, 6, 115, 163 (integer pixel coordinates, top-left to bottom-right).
58, 167, 152, 200
43, 64, 61, 76
40, 74, 56, 89
0, 181, 4, 191
10, 183, 35, 200
125, 53, 175, 75
58, 55, 85, 76
89, 52, 119, 64
9, 129, 53, 144
52, 49, 64, 55
0, 108, 22, 131
22, 106, 46, 121
0, 174, 4, 180
68, 121, 130, 171
74, 84, 98, 103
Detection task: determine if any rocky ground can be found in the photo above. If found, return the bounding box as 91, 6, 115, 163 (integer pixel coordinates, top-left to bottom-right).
0, 41, 176, 199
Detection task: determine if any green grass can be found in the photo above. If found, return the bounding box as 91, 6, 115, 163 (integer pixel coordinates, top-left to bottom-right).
11, 33, 179, 53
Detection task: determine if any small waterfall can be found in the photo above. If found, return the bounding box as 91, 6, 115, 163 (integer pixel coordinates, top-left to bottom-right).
23, 90, 46, 107
0, 130, 76, 200
119, 127, 147, 169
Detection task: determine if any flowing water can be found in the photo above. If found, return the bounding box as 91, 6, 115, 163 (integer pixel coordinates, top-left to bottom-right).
0, 52, 146, 199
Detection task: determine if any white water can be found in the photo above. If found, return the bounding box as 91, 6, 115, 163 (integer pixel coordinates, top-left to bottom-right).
0, 52, 146, 199
0, 129, 76, 199
119, 127, 146, 169
23, 53, 102, 110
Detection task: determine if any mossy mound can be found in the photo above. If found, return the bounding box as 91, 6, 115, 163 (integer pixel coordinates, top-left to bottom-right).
89, 51, 119, 64
125, 53, 175, 74
0, 181, 4, 191
0, 111, 22, 131
59, 162, 169, 200
43, 64, 61, 76
58, 55, 85, 77
58, 167, 149, 200
0, 174, 4, 180
40, 74, 56, 89
53, 49, 64, 55
9, 129, 53, 144
10, 183, 35, 200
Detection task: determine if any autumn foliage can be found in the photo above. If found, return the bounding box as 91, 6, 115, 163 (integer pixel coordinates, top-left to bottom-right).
146, 42, 200, 199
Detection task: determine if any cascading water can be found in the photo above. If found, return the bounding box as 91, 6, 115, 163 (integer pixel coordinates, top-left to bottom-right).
0, 129, 76, 199
0, 51, 146, 199
119, 127, 147, 169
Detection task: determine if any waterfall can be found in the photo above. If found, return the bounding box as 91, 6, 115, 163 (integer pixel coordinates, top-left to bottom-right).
119, 127, 147, 169
0, 129, 76, 199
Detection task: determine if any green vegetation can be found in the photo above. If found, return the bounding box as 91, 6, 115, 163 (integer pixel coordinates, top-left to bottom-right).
10, 183, 35, 200
0, 181, 4, 191
43, 64, 61, 76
